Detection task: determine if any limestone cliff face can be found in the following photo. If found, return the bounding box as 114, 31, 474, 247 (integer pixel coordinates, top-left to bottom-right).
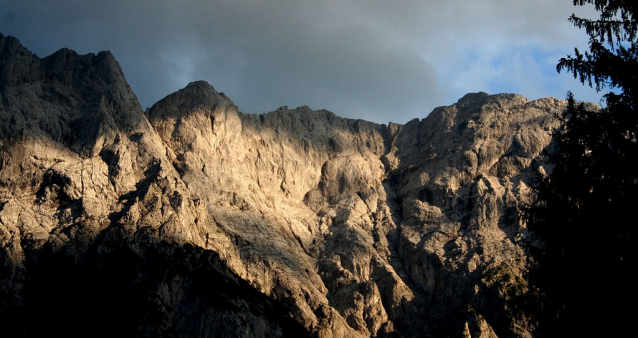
1, 33, 564, 337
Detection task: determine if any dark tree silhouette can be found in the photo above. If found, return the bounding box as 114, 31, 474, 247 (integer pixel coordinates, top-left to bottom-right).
525, 1, 637, 336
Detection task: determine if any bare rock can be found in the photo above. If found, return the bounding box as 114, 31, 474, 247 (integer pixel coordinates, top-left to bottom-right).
0, 33, 571, 337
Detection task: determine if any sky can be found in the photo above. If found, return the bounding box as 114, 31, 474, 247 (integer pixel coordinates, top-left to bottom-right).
0, 0, 605, 124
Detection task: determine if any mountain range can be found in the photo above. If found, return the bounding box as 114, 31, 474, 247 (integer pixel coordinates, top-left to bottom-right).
0, 32, 577, 337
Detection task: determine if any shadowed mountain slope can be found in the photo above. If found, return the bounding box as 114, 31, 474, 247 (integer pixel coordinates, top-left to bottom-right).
1, 33, 572, 337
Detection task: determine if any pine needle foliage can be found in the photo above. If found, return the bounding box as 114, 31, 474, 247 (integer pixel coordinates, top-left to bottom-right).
524, 1, 637, 336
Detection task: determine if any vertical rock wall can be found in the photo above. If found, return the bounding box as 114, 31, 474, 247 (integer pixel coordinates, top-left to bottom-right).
0, 33, 566, 337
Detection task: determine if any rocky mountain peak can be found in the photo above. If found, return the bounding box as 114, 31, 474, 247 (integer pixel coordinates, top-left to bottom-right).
146, 80, 234, 121
0, 33, 26, 58
0, 35, 568, 337
42, 47, 124, 88
456, 91, 491, 105
0, 35, 144, 162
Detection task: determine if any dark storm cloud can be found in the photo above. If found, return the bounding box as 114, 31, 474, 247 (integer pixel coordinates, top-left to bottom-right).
0, 0, 603, 124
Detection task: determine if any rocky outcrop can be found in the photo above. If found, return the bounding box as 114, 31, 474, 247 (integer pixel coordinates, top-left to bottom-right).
1, 33, 568, 337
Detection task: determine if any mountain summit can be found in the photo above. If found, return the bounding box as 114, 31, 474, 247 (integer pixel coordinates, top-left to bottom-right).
1, 33, 566, 337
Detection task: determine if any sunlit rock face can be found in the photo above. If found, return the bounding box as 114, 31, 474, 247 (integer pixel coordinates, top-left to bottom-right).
1, 33, 566, 337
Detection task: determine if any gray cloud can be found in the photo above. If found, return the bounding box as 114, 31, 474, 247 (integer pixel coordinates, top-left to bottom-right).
1, 0, 604, 124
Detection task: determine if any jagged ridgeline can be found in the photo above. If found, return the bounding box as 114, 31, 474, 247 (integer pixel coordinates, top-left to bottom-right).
0, 32, 568, 337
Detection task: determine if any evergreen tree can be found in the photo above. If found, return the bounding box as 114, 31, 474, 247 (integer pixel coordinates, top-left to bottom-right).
525, 1, 637, 335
